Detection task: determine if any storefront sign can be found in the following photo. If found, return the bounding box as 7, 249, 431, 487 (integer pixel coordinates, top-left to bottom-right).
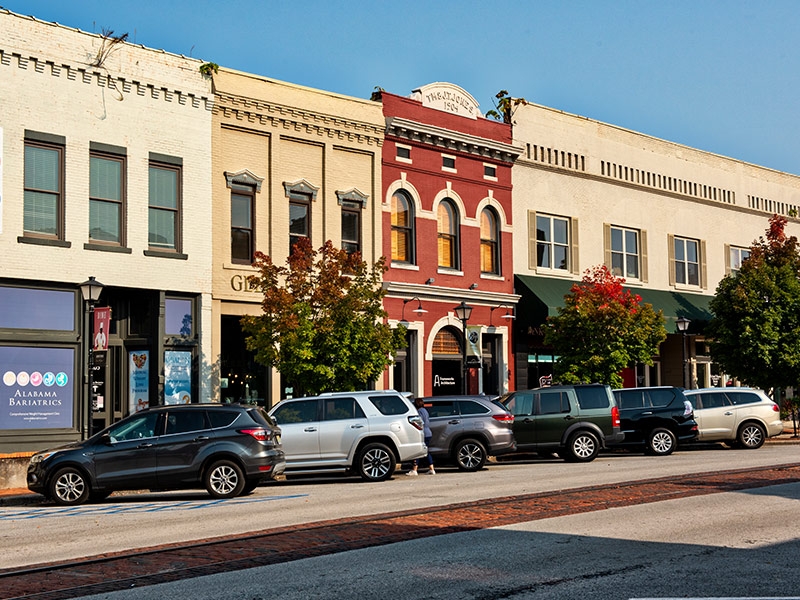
128, 351, 149, 413
230, 274, 259, 293
164, 351, 192, 404
0, 346, 74, 429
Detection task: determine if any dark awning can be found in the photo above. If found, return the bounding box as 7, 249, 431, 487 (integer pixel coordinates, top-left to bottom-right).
515, 275, 713, 333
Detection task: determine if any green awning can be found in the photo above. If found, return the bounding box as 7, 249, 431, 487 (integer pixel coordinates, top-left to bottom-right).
515, 275, 713, 333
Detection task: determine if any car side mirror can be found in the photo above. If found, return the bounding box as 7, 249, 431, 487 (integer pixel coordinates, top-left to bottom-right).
100, 432, 112, 445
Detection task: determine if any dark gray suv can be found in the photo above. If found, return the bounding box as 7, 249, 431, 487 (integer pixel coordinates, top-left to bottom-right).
420, 395, 516, 471
27, 404, 285, 505
499, 384, 623, 462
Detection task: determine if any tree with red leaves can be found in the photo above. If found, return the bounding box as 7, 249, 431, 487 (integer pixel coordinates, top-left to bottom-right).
241, 238, 406, 396
544, 265, 667, 387
709, 215, 800, 394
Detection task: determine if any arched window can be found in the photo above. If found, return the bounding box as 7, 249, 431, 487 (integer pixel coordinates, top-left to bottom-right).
480, 207, 500, 274
437, 199, 459, 269
391, 190, 414, 263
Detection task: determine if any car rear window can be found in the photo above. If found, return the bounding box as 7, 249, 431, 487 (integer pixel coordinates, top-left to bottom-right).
458, 400, 490, 415
323, 398, 366, 420
575, 386, 612, 410
165, 410, 208, 434
208, 409, 243, 428
368, 395, 410, 415
615, 390, 645, 409
693, 392, 729, 409
727, 391, 761, 405
247, 406, 276, 427
647, 388, 677, 407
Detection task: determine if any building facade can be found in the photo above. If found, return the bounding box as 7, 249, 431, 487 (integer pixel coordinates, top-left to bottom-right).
378, 84, 522, 398
210, 68, 385, 406
0, 10, 214, 453
511, 101, 800, 390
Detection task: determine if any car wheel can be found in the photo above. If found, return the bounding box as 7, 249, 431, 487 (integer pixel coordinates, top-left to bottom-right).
357, 442, 396, 481
647, 428, 677, 456
737, 422, 766, 449
454, 438, 487, 471
205, 460, 245, 499
49, 467, 90, 506
565, 431, 599, 462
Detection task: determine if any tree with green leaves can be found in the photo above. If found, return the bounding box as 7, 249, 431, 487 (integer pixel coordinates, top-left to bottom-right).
708, 215, 800, 393
544, 265, 667, 387
485, 90, 528, 124
241, 238, 406, 396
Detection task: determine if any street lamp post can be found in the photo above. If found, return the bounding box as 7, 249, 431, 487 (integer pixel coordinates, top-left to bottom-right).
79, 276, 105, 438
454, 301, 473, 395
675, 317, 691, 389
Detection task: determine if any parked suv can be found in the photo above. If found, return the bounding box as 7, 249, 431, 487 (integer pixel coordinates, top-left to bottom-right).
498, 384, 623, 462
419, 395, 516, 471
611, 387, 698, 455
27, 403, 286, 506
268, 390, 427, 481
683, 387, 783, 449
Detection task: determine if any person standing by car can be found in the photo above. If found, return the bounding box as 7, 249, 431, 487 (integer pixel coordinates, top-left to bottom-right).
407, 397, 435, 475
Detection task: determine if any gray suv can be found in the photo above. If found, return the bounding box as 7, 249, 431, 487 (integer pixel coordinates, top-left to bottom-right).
420, 395, 516, 471
269, 390, 427, 481
499, 384, 623, 462
27, 403, 286, 505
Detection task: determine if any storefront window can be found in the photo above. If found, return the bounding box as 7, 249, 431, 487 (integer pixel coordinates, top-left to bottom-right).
0, 286, 74, 331
165, 298, 192, 336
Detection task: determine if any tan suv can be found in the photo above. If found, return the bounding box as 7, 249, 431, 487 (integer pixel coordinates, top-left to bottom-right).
683, 388, 783, 449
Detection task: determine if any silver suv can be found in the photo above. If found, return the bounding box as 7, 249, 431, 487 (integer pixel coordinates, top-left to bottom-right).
268, 390, 427, 481
683, 387, 783, 449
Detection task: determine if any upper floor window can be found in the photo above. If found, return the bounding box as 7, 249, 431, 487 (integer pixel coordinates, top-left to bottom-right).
437, 199, 459, 269
396, 144, 411, 163
24, 136, 64, 239
442, 154, 456, 172
728, 245, 750, 275
535, 213, 571, 271
480, 207, 500, 275
483, 164, 497, 180
90, 150, 125, 245
341, 202, 361, 256
231, 185, 255, 263
608, 225, 641, 280
289, 192, 311, 254
391, 190, 415, 263
670, 235, 705, 287
148, 159, 182, 251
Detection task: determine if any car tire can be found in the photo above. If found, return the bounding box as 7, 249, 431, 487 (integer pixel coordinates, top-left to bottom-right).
646, 428, 677, 456
356, 442, 396, 482
565, 431, 599, 462
454, 438, 487, 471
49, 467, 90, 506
241, 481, 259, 495
737, 422, 766, 449
205, 460, 246, 499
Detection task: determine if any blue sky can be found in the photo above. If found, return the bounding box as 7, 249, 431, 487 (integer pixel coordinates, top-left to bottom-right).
5, 0, 800, 175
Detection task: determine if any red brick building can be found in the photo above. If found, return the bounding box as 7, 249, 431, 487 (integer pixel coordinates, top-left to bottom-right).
377, 83, 522, 397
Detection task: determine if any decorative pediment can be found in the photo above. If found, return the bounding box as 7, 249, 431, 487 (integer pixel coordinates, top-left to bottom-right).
336, 188, 369, 208
225, 169, 264, 192
283, 178, 319, 200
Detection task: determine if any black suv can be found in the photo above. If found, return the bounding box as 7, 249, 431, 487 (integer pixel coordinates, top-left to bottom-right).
27, 403, 285, 505
611, 387, 698, 455
499, 384, 623, 462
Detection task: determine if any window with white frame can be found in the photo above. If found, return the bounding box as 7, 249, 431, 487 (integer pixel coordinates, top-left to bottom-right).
391, 190, 415, 263
673, 236, 700, 286
437, 199, 459, 269
480, 207, 500, 275
535, 214, 570, 271
728, 246, 750, 274
609, 225, 640, 280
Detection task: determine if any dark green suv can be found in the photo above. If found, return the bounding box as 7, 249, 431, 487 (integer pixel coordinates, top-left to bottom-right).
499, 384, 623, 462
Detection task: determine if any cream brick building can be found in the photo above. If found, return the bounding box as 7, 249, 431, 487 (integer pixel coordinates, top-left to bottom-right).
511, 101, 800, 390
0, 10, 213, 454
209, 68, 384, 406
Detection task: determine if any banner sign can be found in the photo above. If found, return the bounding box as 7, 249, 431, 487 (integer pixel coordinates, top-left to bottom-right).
164, 351, 192, 404
466, 325, 481, 358
0, 346, 74, 429
93, 307, 110, 351
128, 351, 149, 413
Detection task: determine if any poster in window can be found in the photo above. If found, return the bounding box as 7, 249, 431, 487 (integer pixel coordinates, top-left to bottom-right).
164, 351, 191, 404
0, 346, 74, 429
128, 350, 149, 413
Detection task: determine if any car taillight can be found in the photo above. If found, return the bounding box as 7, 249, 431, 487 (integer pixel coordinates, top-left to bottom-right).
239, 428, 270, 441
772, 404, 780, 412
492, 413, 515, 423
611, 406, 620, 427
408, 415, 424, 431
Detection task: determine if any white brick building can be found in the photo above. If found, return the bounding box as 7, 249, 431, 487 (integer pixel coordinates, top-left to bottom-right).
0, 10, 214, 453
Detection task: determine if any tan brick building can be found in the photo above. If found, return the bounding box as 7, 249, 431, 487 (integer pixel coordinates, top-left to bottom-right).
209, 68, 384, 406
511, 101, 800, 390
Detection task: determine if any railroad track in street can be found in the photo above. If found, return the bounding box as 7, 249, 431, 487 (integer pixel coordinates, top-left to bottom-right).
3, 462, 800, 600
